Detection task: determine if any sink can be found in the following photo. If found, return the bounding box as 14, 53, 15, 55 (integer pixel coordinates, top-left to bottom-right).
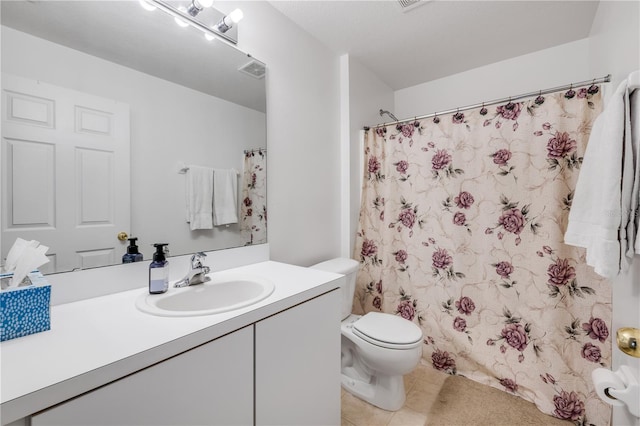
135, 274, 275, 317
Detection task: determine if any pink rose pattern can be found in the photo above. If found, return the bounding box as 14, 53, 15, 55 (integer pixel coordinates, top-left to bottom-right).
582, 317, 609, 343
240, 149, 266, 245
355, 90, 609, 425
454, 191, 475, 209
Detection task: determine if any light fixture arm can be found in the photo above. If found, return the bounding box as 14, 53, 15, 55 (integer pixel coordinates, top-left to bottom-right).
146, 0, 239, 44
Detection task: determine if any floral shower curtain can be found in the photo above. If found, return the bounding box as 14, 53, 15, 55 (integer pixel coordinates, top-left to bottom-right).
240, 149, 267, 245
354, 87, 613, 425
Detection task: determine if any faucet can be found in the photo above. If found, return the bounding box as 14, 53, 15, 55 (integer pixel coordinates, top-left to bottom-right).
174, 252, 211, 287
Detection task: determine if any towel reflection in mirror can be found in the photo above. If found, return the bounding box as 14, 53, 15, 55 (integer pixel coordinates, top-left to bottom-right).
184, 166, 239, 230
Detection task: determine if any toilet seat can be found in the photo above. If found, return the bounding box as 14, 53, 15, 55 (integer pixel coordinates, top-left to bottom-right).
352, 312, 422, 350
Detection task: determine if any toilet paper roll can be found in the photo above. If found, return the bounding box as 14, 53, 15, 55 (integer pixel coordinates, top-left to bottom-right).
592, 368, 626, 407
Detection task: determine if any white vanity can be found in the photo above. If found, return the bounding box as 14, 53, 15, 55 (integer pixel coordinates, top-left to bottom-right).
0, 258, 342, 425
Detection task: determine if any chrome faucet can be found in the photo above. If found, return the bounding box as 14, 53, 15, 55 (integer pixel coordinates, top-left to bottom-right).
174, 252, 211, 287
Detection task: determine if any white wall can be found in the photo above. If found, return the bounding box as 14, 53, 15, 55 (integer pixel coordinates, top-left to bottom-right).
225, 1, 342, 266
2, 27, 265, 261
343, 55, 394, 256
395, 38, 592, 118
589, 1, 640, 89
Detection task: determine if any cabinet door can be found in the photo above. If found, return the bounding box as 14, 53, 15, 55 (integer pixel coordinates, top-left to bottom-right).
32, 326, 253, 426
255, 290, 341, 426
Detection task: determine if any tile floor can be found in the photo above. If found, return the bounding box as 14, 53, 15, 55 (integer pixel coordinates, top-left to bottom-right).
341, 360, 449, 426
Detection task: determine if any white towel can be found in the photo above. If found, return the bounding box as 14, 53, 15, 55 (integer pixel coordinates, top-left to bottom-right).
631, 89, 640, 254
213, 169, 238, 226
185, 165, 213, 230
564, 79, 634, 278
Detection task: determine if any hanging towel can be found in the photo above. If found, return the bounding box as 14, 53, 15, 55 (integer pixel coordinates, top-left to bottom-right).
564, 78, 635, 278
185, 165, 214, 230
213, 168, 238, 226
632, 88, 640, 254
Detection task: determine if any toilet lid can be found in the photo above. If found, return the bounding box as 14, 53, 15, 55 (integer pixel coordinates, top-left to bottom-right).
352, 312, 423, 349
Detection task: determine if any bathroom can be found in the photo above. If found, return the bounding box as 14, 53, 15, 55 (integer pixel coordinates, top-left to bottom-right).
1, 1, 639, 426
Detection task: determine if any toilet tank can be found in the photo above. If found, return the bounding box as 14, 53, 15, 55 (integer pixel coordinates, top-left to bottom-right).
310, 258, 360, 320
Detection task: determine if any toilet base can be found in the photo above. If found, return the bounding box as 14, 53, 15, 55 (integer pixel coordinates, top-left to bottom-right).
341, 368, 406, 411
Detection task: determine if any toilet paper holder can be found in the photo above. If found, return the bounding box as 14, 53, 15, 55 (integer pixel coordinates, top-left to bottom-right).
617, 327, 639, 358
593, 366, 639, 418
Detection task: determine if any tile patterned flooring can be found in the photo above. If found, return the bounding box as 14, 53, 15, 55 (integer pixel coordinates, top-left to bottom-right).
341, 360, 449, 426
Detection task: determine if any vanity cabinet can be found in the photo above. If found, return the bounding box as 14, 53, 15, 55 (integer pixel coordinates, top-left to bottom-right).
28, 289, 340, 426
256, 289, 341, 425
31, 326, 254, 426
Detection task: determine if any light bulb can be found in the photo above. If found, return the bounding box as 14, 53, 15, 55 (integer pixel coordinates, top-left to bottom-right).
174, 7, 190, 27
216, 8, 244, 33
228, 8, 243, 24
138, 0, 156, 11
204, 31, 215, 41
187, 0, 213, 17
197, 0, 214, 8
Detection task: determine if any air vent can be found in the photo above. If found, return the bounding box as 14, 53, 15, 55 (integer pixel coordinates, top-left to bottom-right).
238, 60, 266, 79
397, 0, 430, 13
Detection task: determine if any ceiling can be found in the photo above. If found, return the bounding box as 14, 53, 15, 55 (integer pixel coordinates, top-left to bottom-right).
268, 0, 600, 90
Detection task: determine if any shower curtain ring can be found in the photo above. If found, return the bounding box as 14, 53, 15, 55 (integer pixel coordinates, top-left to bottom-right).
506, 97, 515, 110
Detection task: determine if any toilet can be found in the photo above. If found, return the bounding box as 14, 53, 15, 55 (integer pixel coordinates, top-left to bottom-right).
311, 258, 423, 411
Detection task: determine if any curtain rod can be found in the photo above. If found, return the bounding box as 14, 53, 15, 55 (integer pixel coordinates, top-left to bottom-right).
244, 148, 266, 154
363, 74, 611, 130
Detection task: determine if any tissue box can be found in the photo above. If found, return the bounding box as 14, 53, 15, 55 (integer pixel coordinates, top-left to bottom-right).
0, 270, 51, 342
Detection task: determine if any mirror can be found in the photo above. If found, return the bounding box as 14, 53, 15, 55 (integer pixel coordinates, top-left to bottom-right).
1, 1, 267, 274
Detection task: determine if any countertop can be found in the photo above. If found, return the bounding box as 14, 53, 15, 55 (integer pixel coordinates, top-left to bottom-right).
0, 261, 342, 424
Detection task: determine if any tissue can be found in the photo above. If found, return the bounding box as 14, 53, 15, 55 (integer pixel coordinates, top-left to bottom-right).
4, 237, 39, 272
3, 238, 50, 287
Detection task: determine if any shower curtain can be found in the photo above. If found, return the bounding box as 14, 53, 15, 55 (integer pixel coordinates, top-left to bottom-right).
354, 87, 612, 425
240, 149, 267, 245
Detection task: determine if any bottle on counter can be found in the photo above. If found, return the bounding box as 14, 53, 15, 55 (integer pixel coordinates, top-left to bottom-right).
149, 243, 169, 294
122, 237, 143, 263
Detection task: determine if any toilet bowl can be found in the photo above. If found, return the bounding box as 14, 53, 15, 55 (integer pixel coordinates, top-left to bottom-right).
311, 258, 423, 411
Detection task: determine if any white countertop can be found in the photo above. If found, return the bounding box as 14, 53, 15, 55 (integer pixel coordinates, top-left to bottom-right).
0, 261, 342, 424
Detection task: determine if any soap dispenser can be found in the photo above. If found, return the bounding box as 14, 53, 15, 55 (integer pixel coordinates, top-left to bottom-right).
122, 237, 143, 263
149, 243, 169, 294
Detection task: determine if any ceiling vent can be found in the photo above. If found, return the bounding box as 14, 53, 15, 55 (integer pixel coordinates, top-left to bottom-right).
238, 59, 266, 79
397, 0, 430, 13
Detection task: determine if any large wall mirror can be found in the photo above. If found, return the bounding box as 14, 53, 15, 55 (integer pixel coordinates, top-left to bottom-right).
1, 1, 267, 274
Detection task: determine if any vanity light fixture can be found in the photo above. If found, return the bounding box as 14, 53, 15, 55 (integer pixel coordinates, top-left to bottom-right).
143, 0, 242, 45
215, 9, 243, 33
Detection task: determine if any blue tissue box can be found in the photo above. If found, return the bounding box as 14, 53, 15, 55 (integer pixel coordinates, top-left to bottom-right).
0, 270, 51, 342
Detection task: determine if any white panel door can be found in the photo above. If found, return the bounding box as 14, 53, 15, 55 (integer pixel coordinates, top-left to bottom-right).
612, 263, 640, 426
1, 74, 130, 273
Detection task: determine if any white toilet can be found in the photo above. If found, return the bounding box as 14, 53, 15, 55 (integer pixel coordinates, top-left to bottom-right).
311, 258, 423, 411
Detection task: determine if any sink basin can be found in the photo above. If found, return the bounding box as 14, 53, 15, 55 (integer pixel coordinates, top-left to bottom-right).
136, 274, 275, 317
